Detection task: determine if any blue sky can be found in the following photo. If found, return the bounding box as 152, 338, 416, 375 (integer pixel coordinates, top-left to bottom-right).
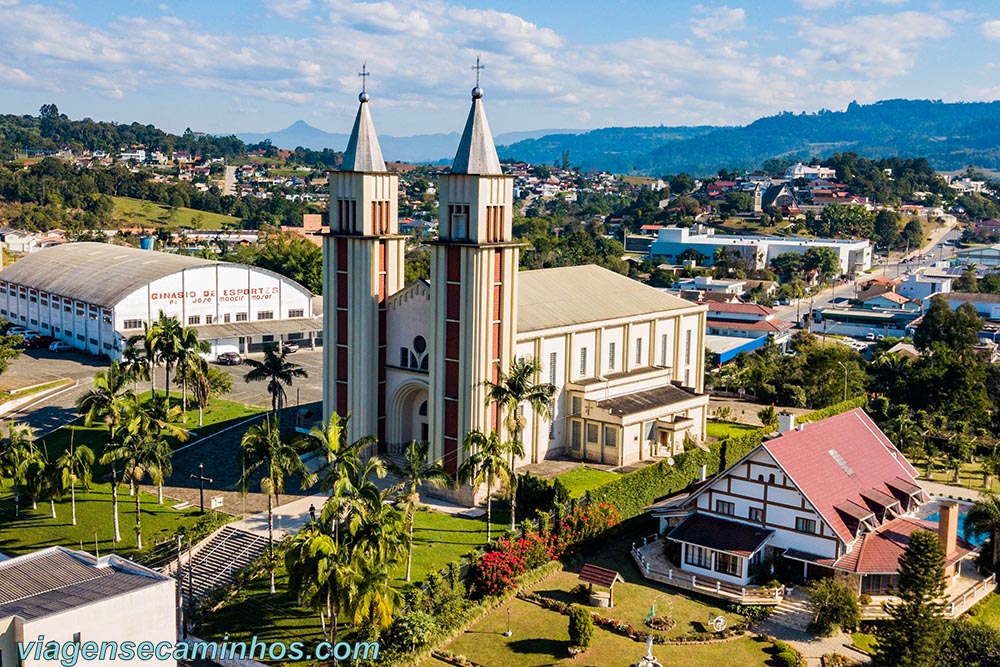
2, 0, 1000, 137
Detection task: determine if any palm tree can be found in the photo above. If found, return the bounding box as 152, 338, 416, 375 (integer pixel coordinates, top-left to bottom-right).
483, 357, 555, 529
458, 429, 512, 543
387, 439, 453, 581
101, 409, 169, 549
968, 492, 1000, 570
147, 311, 184, 400
305, 412, 374, 495
243, 343, 308, 414
350, 535, 404, 630
174, 325, 210, 418
285, 527, 352, 644
0, 420, 36, 517
176, 355, 233, 427
41, 447, 65, 519
21, 444, 45, 511
238, 416, 309, 593
127, 323, 158, 397
121, 341, 151, 394
56, 436, 95, 526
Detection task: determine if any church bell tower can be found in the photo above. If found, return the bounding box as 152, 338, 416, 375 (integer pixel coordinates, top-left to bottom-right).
323, 73, 405, 445
428, 76, 518, 475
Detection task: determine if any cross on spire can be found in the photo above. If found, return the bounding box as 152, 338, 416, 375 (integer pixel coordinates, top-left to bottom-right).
472, 56, 485, 87
358, 62, 370, 93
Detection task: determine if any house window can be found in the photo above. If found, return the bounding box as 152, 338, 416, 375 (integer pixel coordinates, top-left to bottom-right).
570, 421, 582, 451
715, 552, 741, 577
205, 315, 213, 324
257, 311, 274, 320
608, 342, 616, 371
603, 425, 617, 449
548, 352, 557, 385
635, 338, 643, 366
400, 347, 409, 367
861, 574, 898, 595
795, 517, 817, 534
235, 312, 248, 322
715, 500, 735, 516
685, 329, 693, 364
586, 423, 599, 445
262, 335, 274, 343
685, 545, 712, 569
684, 369, 690, 386
188, 316, 201, 325
579, 347, 588, 376
749, 507, 764, 523
64, 304, 71, 312
76, 334, 84, 341
123, 319, 143, 330
224, 313, 231, 323
288, 308, 304, 318
571, 395, 582, 416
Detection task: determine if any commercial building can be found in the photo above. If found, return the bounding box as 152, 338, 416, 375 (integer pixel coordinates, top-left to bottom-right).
0, 243, 319, 359
649, 226, 872, 276
0, 547, 177, 667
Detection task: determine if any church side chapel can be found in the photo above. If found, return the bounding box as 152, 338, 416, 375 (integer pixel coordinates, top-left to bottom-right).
322, 69, 710, 501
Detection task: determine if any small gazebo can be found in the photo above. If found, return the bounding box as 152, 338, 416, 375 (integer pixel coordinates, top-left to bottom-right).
579, 563, 623, 608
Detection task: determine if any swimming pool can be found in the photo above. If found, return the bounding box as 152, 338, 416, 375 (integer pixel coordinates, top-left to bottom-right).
926, 509, 987, 547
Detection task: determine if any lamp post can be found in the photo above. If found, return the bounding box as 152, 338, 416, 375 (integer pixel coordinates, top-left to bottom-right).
503, 607, 512, 637
190, 463, 213, 514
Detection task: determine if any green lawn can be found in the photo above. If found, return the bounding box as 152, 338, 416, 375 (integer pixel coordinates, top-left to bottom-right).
851, 632, 878, 654
969, 593, 1000, 627
35, 394, 263, 476
706, 420, 759, 440
111, 196, 241, 230
432, 598, 773, 667
553, 467, 619, 498
394, 507, 508, 583
0, 481, 205, 558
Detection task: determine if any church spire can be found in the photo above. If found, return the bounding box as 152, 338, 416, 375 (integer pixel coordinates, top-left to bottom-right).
341, 64, 386, 173
451, 58, 502, 176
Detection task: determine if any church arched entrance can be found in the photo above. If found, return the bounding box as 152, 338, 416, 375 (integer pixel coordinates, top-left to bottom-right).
387, 381, 429, 456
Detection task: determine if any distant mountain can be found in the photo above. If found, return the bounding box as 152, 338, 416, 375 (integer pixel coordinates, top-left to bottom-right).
236, 121, 582, 163
497, 99, 1000, 175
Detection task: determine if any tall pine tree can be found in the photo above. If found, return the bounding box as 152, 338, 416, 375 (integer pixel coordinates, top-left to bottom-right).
875, 530, 947, 667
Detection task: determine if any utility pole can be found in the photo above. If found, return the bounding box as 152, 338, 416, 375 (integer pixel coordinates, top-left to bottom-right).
190, 463, 213, 514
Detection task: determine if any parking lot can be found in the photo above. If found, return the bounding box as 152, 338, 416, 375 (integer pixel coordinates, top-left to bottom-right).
0, 345, 325, 436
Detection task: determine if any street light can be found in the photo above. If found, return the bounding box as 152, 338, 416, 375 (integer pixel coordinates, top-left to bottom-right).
503, 607, 513, 637
837, 361, 848, 402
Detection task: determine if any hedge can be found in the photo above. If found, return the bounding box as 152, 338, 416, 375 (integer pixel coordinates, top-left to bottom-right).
586, 395, 870, 522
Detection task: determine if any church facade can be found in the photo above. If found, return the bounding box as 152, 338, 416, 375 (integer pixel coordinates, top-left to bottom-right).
323, 84, 710, 480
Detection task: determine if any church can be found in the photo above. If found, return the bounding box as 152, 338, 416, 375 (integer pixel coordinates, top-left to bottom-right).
321, 80, 710, 486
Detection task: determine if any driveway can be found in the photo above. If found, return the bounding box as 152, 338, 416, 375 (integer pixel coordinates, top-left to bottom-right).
215, 347, 323, 409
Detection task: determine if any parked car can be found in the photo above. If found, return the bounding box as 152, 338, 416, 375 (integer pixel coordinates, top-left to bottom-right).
216, 351, 243, 365
49, 341, 73, 352
25, 335, 55, 349
6, 327, 33, 337
281, 342, 300, 354
865, 333, 876, 341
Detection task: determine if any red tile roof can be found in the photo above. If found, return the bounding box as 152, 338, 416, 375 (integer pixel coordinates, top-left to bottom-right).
832, 516, 973, 573
706, 301, 776, 316
762, 409, 922, 544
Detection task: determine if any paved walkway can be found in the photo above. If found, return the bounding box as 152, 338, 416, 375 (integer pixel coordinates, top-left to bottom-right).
919, 480, 981, 502
758, 623, 869, 665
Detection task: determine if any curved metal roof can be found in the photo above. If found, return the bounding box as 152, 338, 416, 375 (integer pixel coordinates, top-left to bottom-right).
0, 242, 230, 307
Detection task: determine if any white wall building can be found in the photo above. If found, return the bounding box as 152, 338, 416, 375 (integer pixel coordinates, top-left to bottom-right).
784, 163, 837, 180
0, 547, 176, 667
0, 243, 319, 358
897, 273, 952, 301
649, 226, 872, 276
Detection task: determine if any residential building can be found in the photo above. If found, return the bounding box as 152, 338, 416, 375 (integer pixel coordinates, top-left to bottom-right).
954, 244, 1000, 269
0, 547, 177, 667
703, 301, 795, 349
650, 410, 982, 604
897, 273, 952, 301
784, 163, 837, 181
857, 291, 920, 312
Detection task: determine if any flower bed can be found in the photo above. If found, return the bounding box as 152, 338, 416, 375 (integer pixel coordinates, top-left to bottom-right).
517, 591, 750, 645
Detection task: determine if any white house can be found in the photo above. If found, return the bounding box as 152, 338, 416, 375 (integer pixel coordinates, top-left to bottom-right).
651, 409, 975, 597
0, 547, 176, 667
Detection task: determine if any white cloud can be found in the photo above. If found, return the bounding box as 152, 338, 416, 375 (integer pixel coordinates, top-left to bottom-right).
265, 0, 311, 18
982, 20, 1000, 40
689, 4, 746, 39
796, 0, 840, 10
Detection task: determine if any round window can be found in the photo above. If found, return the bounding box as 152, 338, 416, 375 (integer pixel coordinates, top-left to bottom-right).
413, 335, 427, 354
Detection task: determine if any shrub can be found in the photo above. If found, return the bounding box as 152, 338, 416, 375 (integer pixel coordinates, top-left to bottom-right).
568, 605, 594, 649
515, 473, 570, 516
775, 650, 799, 667
569, 583, 589, 601
822, 654, 853, 667
808, 578, 860, 635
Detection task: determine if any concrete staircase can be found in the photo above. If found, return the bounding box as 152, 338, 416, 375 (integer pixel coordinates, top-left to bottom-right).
767, 593, 814, 632
175, 526, 269, 604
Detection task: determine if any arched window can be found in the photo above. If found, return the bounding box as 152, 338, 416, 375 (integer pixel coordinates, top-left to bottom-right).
418, 400, 428, 417
768, 473, 775, 484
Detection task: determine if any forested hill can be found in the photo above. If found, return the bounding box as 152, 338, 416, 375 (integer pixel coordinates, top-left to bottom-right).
498, 99, 1000, 175
0, 104, 246, 159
